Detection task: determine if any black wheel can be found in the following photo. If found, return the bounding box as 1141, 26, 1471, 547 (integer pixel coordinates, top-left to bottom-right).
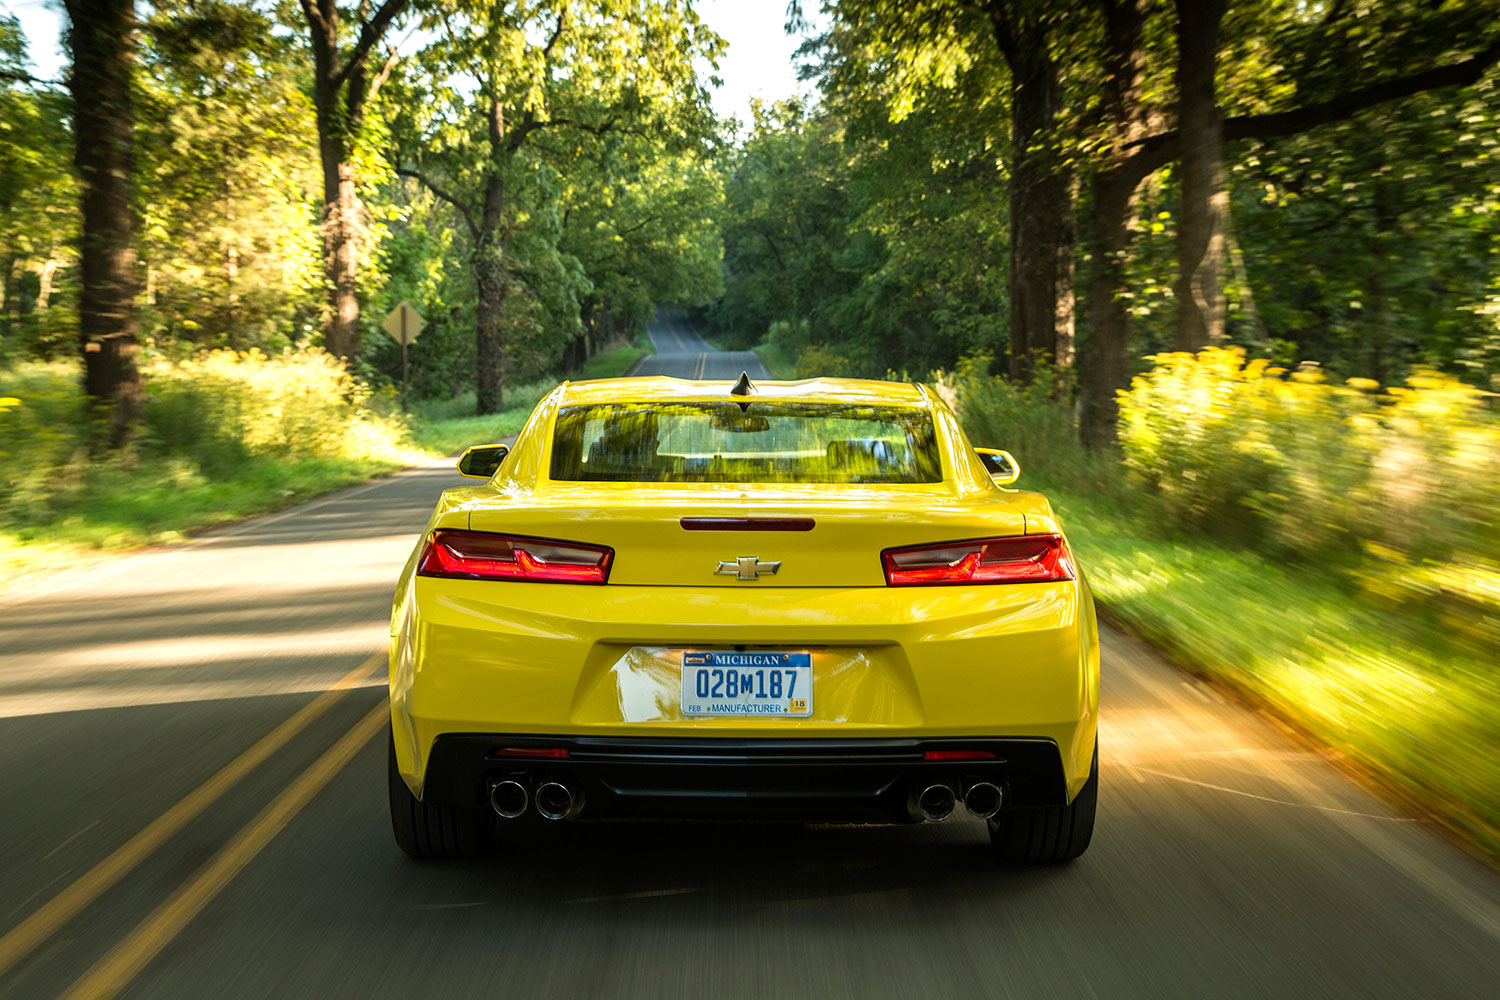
989, 741, 1097, 862
388, 730, 493, 859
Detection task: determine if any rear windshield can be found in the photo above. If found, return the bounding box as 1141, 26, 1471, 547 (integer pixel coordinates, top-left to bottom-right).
549, 402, 943, 483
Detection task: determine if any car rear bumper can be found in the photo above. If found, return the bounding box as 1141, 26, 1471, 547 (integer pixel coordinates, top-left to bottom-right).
420, 734, 1071, 822
391, 577, 1101, 801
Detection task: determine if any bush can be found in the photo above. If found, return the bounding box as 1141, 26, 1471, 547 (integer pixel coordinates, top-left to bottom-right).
940, 355, 1116, 492
0, 363, 93, 522
1117, 348, 1499, 648
793, 343, 855, 379
141, 348, 410, 472
0, 349, 417, 540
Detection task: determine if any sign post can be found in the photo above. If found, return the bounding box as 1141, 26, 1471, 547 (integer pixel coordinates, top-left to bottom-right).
380, 301, 426, 412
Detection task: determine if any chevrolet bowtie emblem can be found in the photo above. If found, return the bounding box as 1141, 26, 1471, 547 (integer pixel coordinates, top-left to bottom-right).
715, 556, 781, 580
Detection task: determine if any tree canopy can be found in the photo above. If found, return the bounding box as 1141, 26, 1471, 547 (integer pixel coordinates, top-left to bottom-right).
2, 0, 1497, 445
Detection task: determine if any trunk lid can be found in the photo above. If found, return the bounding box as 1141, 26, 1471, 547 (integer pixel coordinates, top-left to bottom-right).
465, 482, 1025, 587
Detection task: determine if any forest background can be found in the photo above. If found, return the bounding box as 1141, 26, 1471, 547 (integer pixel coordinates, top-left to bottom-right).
2, 1, 1499, 857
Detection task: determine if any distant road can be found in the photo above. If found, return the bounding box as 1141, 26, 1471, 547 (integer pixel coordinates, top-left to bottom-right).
632, 310, 772, 380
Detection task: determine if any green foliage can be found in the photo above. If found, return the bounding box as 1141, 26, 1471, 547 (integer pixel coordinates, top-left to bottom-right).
575, 340, 648, 381
0, 350, 421, 568
380, 0, 723, 401
135, 1, 324, 351
406, 404, 535, 457
0, 17, 77, 359
791, 343, 856, 379
1117, 348, 1500, 649
944, 358, 1117, 491
751, 340, 795, 380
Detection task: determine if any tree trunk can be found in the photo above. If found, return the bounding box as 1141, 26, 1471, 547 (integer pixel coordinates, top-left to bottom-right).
1077, 0, 1148, 449
1004, 42, 1074, 379
1172, 0, 1228, 351
473, 248, 504, 414
470, 93, 511, 415
1080, 174, 1136, 449
320, 155, 361, 361
64, 0, 144, 447
300, 0, 408, 364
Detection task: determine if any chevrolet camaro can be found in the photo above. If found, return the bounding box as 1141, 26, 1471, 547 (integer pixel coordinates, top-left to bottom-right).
387, 373, 1099, 861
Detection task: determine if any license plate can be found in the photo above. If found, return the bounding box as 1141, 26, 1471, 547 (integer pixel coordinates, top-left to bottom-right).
681, 651, 812, 717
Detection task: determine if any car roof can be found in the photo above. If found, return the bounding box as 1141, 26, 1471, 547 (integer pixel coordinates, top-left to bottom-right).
555, 375, 931, 408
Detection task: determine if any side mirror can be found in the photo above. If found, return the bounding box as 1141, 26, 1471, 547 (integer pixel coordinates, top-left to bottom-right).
456, 443, 509, 479
974, 447, 1021, 486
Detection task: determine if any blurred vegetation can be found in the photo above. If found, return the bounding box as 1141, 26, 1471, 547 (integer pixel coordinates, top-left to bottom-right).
0, 331, 650, 577
702, 6, 1500, 406
951, 351, 1500, 856
0, 3, 721, 416
0, 350, 422, 580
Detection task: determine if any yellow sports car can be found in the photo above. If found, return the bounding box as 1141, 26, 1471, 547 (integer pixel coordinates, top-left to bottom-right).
388, 373, 1099, 861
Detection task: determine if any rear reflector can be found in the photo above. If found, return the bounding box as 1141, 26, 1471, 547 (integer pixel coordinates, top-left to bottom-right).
882, 534, 1074, 586
490, 747, 571, 759
417, 530, 613, 584
680, 517, 815, 532
923, 750, 997, 761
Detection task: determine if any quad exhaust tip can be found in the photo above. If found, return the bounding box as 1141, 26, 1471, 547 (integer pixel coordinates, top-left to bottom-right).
490, 780, 528, 819
535, 781, 582, 821
917, 784, 957, 822
964, 782, 1003, 820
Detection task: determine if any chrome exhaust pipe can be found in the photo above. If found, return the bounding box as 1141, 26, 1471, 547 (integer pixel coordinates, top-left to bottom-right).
963, 781, 1003, 820
534, 781, 581, 821
917, 784, 956, 822
489, 779, 528, 819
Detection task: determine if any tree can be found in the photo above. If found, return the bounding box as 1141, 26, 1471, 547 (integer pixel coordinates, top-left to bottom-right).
390, 0, 720, 412
1172, 0, 1227, 351
0, 17, 76, 357
821, 0, 1078, 379
982, 0, 1076, 378
1078, 0, 1149, 448
1078, 2, 1500, 446
63, 0, 145, 446
138, 1, 323, 350
295, 0, 409, 363
558, 140, 724, 368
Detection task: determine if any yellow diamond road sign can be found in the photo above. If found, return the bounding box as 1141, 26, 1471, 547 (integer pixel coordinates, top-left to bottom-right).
381, 301, 425, 345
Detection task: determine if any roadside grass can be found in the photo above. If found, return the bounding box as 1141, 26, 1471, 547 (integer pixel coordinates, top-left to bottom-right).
753, 341, 795, 379
576, 339, 648, 380
407, 338, 649, 455
0, 453, 416, 581
407, 407, 534, 456
1043, 480, 1500, 859
0, 336, 655, 587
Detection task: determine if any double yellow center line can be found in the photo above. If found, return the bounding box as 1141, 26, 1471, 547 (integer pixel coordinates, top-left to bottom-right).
0, 652, 388, 996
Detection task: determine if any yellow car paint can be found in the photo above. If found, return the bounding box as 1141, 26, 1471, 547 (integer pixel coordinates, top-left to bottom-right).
390, 376, 1099, 804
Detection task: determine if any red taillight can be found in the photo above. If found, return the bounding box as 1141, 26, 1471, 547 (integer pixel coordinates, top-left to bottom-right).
882, 534, 1074, 586
923, 749, 996, 761
489, 747, 571, 759
417, 530, 613, 584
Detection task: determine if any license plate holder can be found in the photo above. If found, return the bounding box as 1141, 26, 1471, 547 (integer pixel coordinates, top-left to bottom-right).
680, 651, 812, 718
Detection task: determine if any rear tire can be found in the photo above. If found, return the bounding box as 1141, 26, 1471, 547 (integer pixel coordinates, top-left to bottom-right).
989, 741, 1097, 863
388, 730, 493, 859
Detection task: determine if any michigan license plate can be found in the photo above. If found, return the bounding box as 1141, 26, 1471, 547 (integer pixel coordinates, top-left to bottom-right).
681, 651, 812, 717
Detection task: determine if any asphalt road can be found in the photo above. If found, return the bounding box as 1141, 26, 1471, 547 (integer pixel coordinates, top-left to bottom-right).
633, 311, 772, 380
3, 321, 1500, 998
